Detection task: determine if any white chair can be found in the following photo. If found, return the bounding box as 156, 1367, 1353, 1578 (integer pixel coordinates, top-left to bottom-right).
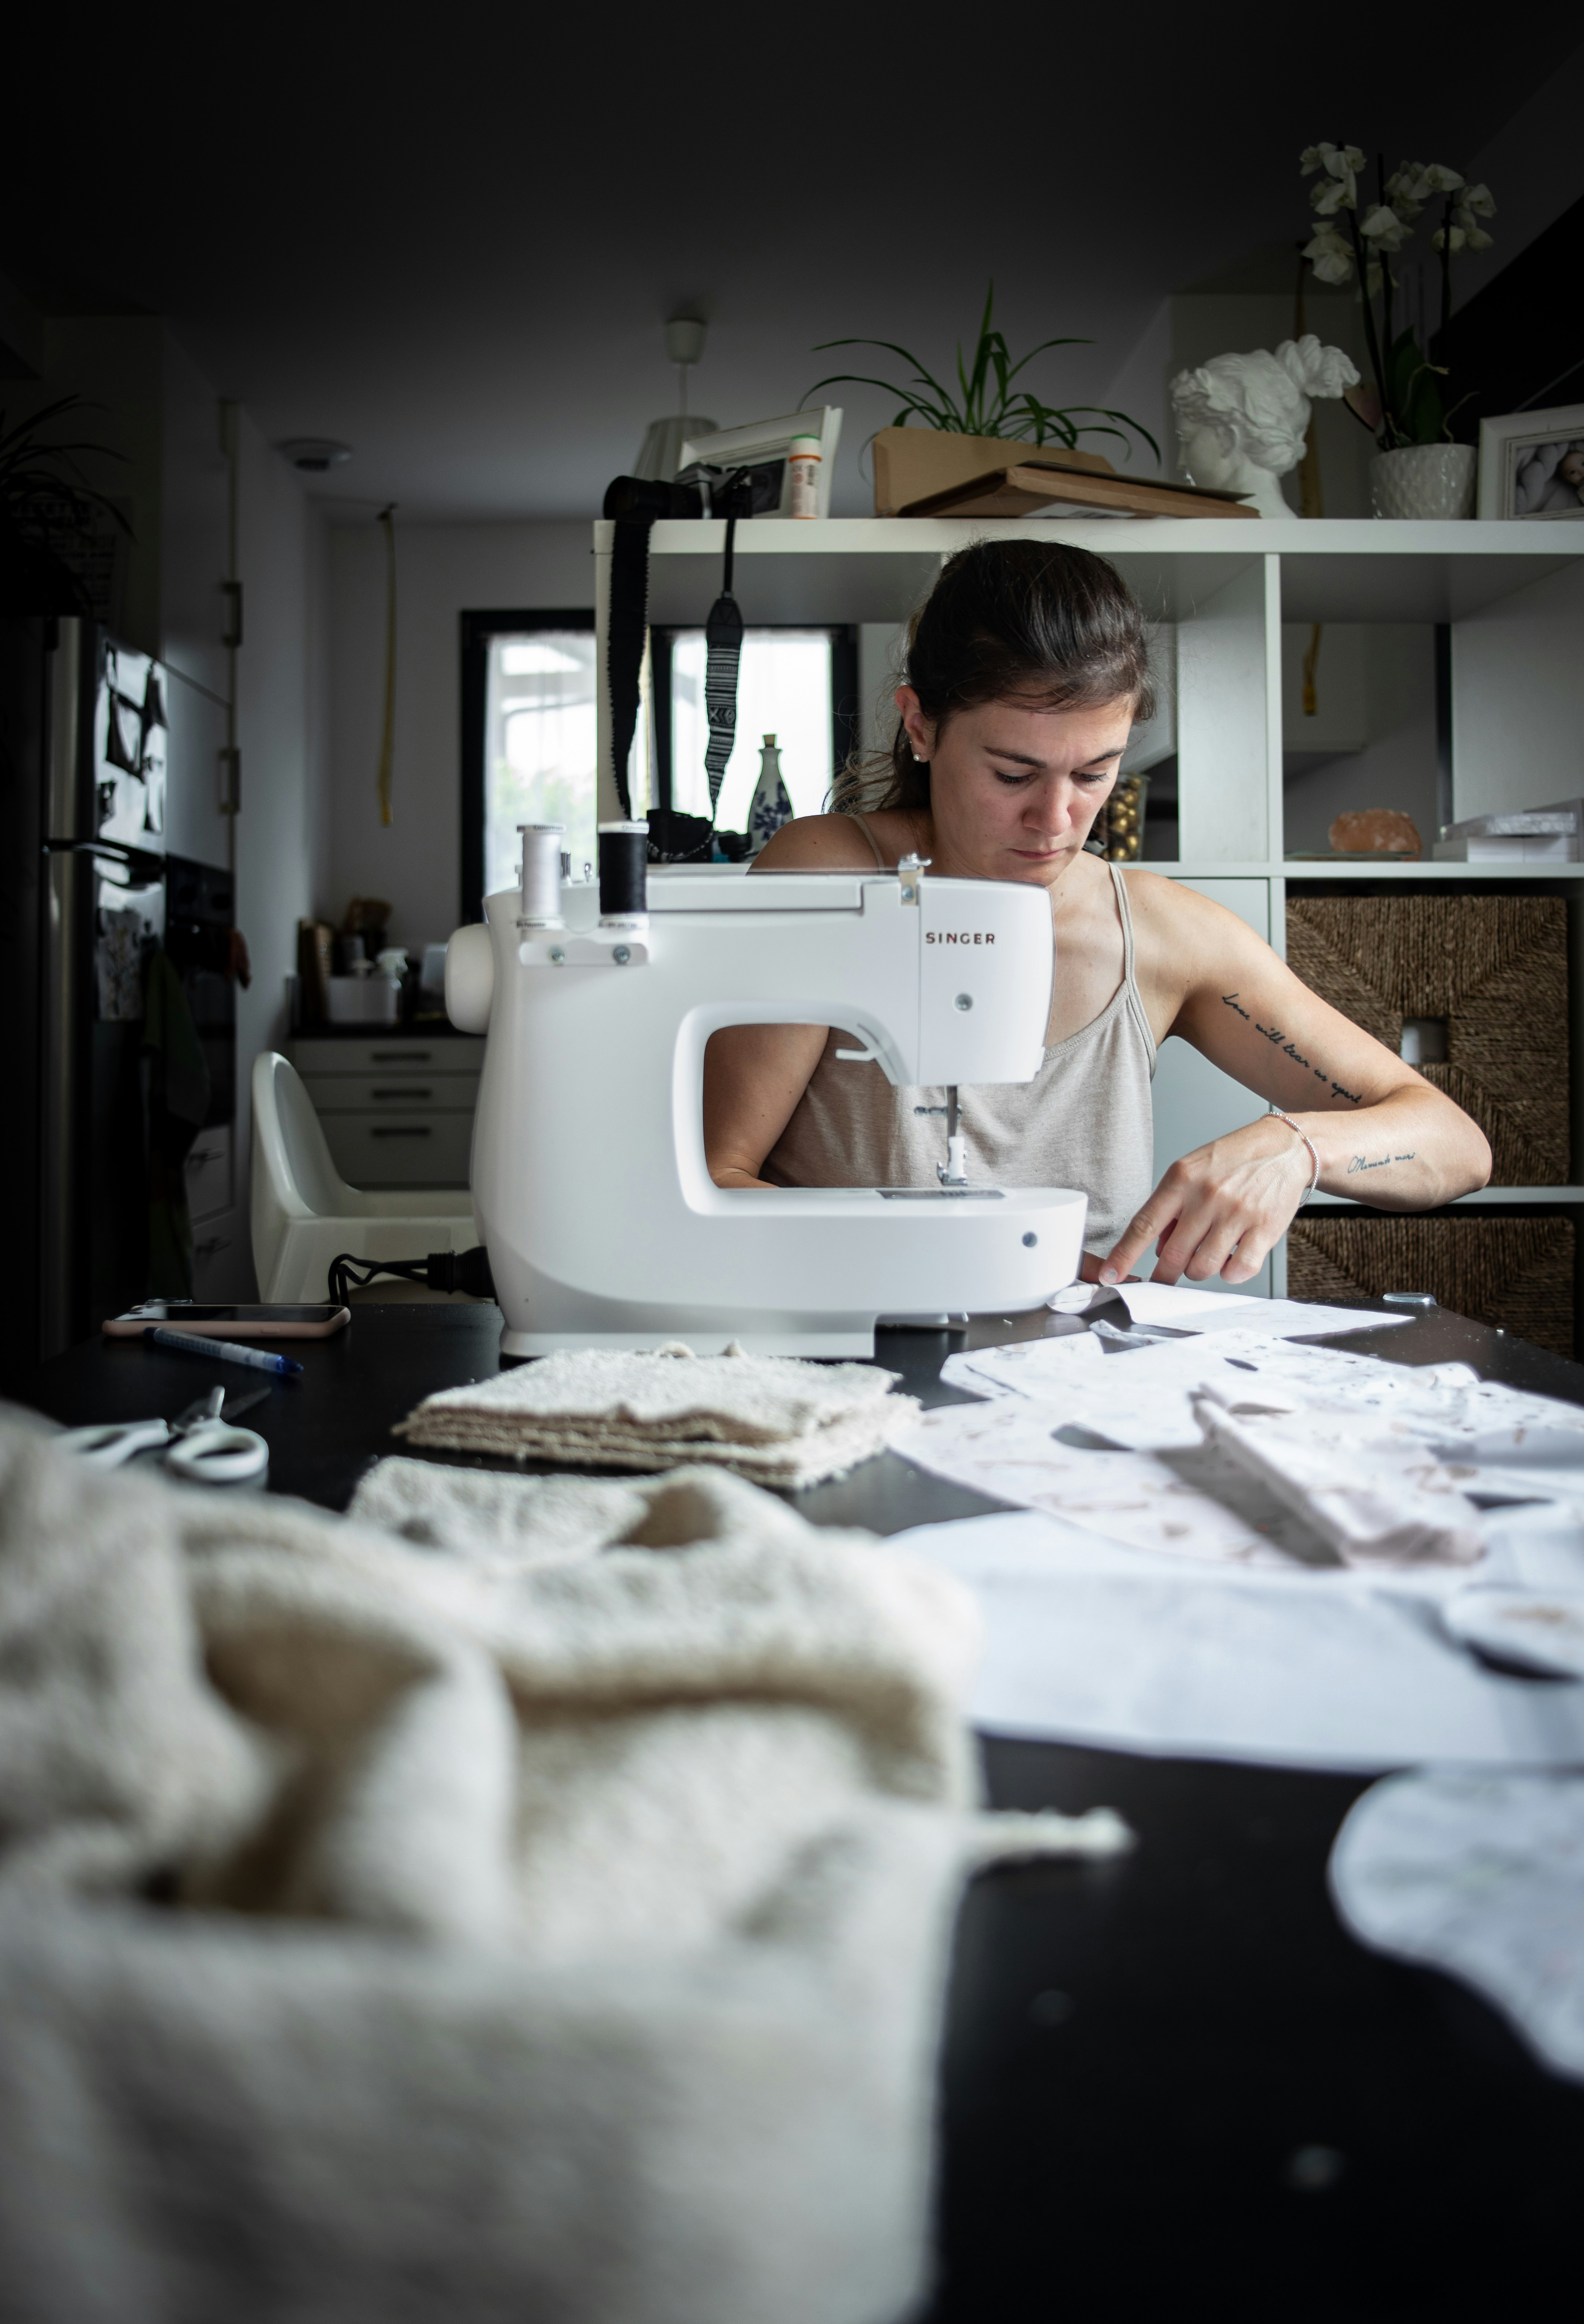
251, 1051, 478, 1303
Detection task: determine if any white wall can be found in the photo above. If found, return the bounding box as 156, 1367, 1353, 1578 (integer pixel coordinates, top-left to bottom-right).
328, 520, 592, 947
230, 415, 332, 1288
1456, 38, 1584, 311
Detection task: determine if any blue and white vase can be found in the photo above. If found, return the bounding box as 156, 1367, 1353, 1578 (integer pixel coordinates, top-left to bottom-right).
747, 734, 793, 856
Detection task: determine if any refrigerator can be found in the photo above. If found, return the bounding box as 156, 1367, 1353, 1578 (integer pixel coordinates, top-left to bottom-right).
0, 615, 239, 1378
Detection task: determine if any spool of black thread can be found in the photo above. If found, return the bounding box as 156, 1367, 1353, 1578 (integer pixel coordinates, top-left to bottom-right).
598, 820, 649, 921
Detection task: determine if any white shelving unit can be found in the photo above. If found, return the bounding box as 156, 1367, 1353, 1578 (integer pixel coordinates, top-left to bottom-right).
594, 516, 1584, 1303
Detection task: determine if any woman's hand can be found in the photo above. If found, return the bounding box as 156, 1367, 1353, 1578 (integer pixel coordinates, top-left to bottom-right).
1098, 1113, 1321, 1288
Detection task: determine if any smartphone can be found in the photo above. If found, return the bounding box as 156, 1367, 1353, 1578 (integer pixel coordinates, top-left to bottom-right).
104, 1303, 352, 1340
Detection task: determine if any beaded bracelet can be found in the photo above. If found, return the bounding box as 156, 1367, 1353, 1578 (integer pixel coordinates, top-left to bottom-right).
1269, 1107, 1321, 1206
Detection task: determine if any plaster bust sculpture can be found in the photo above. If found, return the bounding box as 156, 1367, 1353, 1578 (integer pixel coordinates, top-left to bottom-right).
1169, 336, 1360, 517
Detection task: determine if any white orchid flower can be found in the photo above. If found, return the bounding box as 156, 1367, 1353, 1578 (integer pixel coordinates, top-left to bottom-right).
1303, 225, 1355, 285
1432, 225, 1468, 254
1364, 259, 1384, 296
1454, 218, 1494, 251
1460, 182, 1496, 217
1385, 169, 1426, 221
1420, 162, 1465, 193
1360, 203, 1412, 252
1303, 141, 1364, 210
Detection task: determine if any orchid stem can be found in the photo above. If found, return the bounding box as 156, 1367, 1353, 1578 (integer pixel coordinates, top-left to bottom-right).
1346, 206, 1393, 447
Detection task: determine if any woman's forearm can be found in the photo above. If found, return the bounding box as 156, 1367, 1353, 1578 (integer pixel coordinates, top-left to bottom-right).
1286, 1085, 1491, 1210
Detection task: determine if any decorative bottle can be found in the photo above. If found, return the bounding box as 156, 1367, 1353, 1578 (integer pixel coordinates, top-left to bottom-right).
747, 735, 793, 856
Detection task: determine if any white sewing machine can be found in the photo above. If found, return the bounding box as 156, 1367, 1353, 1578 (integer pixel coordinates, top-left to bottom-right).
445, 828, 1087, 1356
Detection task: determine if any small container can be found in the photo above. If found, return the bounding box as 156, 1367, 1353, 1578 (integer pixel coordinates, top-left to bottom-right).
1101, 773, 1150, 862
598, 820, 649, 925
326, 975, 400, 1025
518, 823, 566, 925
787, 434, 821, 519
747, 736, 793, 856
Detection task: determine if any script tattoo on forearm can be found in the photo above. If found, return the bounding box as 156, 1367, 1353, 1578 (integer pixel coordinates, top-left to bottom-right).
1347, 1151, 1417, 1174
1221, 994, 1363, 1104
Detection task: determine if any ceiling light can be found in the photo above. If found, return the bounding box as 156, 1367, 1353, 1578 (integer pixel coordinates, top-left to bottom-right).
279, 438, 352, 472
636, 319, 714, 482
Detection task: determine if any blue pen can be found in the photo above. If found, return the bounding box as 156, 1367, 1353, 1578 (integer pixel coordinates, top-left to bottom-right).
145, 1326, 303, 1376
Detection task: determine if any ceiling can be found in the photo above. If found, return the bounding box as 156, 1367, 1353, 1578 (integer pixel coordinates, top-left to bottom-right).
4, 12, 1576, 521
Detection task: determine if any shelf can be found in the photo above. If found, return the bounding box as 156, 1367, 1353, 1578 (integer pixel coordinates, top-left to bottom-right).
1310, 1188, 1584, 1209
1124, 861, 1584, 880
1281, 861, 1584, 880
600, 516, 1584, 627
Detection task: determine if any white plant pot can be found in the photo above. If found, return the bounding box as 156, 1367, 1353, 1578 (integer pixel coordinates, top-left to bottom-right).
1370, 443, 1477, 520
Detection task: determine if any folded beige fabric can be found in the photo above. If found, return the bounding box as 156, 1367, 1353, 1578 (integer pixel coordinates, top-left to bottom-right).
394, 1341, 920, 1487
0, 1426, 1128, 2324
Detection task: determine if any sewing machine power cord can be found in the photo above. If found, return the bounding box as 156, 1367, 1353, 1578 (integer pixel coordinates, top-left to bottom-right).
327, 1248, 497, 1306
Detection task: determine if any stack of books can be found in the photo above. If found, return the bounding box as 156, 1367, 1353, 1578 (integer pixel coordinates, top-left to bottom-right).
897, 458, 1257, 522
1433, 804, 1581, 862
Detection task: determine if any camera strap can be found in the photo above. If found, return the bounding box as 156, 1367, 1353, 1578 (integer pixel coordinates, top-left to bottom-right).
703, 517, 743, 816
605, 515, 653, 820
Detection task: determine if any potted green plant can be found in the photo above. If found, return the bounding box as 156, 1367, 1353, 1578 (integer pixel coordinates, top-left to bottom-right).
1300, 144, 1495, 518
805, 284, 1160, 515
0, 395, 131, 615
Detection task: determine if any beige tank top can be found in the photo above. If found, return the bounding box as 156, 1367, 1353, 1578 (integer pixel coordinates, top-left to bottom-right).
763, 817, 1158, 1253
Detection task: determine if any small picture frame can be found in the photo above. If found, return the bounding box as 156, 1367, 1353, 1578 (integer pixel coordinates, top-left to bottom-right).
1477, 404, 1584, 520
677, 408, 843, 519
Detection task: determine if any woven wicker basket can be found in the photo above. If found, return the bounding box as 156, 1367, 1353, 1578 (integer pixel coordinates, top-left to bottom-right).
1288, 1214, 1576, 1359
1286, 896, 1570, 1183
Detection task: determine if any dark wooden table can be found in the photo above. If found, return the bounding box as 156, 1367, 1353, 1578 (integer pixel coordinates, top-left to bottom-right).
23, 1302, 1584, 2318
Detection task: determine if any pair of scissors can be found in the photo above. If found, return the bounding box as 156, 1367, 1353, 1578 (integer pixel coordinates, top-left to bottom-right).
59, 1386, 270, 1486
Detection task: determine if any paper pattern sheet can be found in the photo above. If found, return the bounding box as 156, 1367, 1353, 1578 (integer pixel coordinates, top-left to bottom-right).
895, 1326, 1584, 1769
1047, 1279, 1409, 1337
891, 1508, 1584, 1771
1330, 1773, 1584, 2080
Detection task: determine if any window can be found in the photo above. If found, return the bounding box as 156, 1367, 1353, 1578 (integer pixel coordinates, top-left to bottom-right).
462, 613, 856, 917
461, 609, 596, 919
654, 626, 857, 837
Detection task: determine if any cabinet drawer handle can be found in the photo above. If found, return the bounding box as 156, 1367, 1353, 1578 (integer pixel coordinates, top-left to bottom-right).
371, 1126, 431, 1139
373, 1087, 430, 1100
371, 1051, 431, 1063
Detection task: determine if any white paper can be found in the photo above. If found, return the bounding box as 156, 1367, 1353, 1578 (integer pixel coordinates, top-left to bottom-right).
1045, 1279, 1406, 1339
1442, 1586, 1584, 1678
891, 1509, 1584, 1772
940, 1328, 1456, 1456
1197, 1400, 1486, 1569
1330, 1773, 1584, 2079
920, 1331, 1584, 1572
895, 1392, 1336, 1564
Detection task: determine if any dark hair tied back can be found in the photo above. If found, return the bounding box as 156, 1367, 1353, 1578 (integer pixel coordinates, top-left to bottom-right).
833, 538, 1153, 816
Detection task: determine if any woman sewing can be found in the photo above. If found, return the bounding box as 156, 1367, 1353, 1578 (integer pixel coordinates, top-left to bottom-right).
703, 539, 1490, 1289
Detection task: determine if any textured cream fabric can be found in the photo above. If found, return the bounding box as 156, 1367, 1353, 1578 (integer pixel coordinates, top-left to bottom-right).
393, 1342, 920, 1486
765, 850, 1158, 1254
0, 1421, 1128, 2324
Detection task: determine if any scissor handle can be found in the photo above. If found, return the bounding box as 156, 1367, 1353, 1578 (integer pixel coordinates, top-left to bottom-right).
58, 1418, 172, 1467
164, 1422, 269, 1486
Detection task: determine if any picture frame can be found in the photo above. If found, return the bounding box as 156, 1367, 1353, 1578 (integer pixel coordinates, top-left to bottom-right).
677, 407, 843, 520
1477, 403, 1584, 520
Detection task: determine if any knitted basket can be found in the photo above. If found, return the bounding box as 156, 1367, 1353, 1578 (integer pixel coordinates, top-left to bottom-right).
1286, 896, 1570, 1184
1287, 1214, 1575, 1360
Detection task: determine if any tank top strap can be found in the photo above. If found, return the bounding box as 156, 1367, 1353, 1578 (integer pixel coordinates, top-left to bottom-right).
1106, 862, 1158, 1070
847, 811, 889, 869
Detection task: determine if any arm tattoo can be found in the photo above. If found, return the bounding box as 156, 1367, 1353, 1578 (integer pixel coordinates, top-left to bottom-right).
1348, 1151, 1416, 1175
1221, 993, 1363, 1104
